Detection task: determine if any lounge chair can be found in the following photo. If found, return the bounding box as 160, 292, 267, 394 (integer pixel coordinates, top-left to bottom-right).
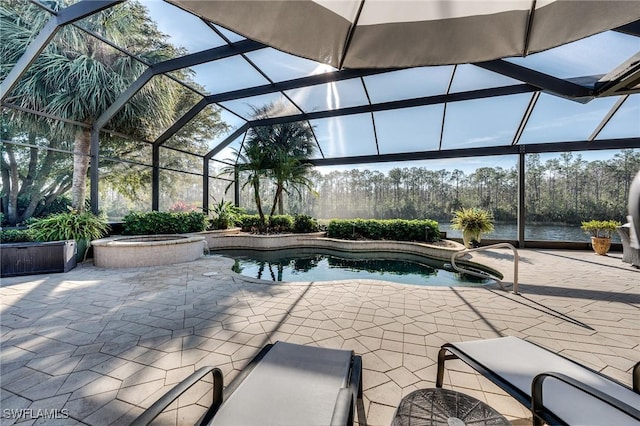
618, 218, 640, 267
132, 341, 363, 426
436, 336, 640, 425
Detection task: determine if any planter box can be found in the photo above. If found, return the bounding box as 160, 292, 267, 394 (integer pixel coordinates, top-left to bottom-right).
1, 240, 77, 277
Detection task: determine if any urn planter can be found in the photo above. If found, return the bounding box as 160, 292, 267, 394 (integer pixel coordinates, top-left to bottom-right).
591, 236, 612, 256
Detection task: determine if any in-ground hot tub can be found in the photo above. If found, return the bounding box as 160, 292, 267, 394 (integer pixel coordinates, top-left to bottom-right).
92, 235, 206, 268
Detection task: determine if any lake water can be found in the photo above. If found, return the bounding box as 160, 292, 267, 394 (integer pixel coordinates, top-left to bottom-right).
438, 223, 622, 243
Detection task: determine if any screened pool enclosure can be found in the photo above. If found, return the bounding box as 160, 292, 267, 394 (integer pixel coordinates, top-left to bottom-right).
1, 0, 639, 246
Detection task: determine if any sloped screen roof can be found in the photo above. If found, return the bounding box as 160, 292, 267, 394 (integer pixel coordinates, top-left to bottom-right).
1, 0, 639, 170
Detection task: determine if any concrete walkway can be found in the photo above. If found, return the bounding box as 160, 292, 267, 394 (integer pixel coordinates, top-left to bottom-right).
1, 248, 638, 425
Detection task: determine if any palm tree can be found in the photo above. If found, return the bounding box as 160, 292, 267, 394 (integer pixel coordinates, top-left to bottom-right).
266, 147, 317, 216
233, 138, 270, 226
249, 122, 316, 216
249, 103, 316, 216
2, 1, 188, 211
222, 103, 317, 230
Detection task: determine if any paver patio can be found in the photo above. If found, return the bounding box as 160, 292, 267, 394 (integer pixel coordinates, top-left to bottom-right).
1, 248, 638, 425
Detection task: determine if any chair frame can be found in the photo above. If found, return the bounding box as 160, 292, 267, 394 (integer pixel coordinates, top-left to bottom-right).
436, 339, 640, 426
132, 343, 363, 426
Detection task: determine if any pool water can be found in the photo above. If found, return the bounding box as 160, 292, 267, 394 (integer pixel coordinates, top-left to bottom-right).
211, 248, 490, 286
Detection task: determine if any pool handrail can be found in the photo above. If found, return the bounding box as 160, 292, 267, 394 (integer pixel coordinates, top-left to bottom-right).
450, 243, 519, 294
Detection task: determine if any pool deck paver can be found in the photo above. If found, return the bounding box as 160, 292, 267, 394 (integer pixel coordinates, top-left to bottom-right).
1, 248, 638, 425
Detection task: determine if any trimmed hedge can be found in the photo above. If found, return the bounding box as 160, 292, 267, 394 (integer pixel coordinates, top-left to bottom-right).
122, 211, 208, 235
237, 214, 263, 232
327, 218, 440, 242
0, 229, 34, 244
238, 214, 295, 233
268, 215, 294, 233
293, 214, 320, 233
237, 214, 322, 234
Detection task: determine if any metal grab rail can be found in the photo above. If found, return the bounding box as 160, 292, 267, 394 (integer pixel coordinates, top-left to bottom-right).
450, 243, 519, 294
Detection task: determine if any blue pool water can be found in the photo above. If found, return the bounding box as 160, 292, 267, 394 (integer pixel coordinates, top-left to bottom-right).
211, 248, 490, 286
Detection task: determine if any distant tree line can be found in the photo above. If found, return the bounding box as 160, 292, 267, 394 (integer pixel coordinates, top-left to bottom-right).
227, 149, 639, 225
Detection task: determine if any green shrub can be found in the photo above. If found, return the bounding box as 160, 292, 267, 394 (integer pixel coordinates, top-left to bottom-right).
122, 211, 207, 235
0, 229, 34, 243
237, 214, 296, 233
29, 211, 109, 242
28, 211, 110, 261
451, 208, 494, 235
209, 200, 245, 230
238, 214, 263, 232
327, 218, 439, 242
182, 211, 208, 233
268, 215, 294, 233
580, 219, 621, 238
293, 214, 319, 233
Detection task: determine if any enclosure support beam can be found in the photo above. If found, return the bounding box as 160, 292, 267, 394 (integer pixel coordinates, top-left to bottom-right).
56, 0, 124, 25
152, 145, 160, 211
475, 60, 592, 99
234, 166, 240, 207
1, 0, 122, 102
1, 18, 58, 102
588, 95, 628, 141
512, 92, 539, 145
155, 99, 209, 146
90, 128, 101, 215
307, 137, 640, 167
205, 68, 395, 104
517, 149, 526, 248
94, 69, 154, 130
203, 159, 209, 214
594, 52, 640, 97
152, 39, 265, 75
614, 19, 640, 37
204, 123, 251, 161
250, 84, 537, 127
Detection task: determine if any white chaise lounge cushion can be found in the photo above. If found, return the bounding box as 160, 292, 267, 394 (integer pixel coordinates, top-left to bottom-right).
452, 336, 639, 426
209, 341, 353, 426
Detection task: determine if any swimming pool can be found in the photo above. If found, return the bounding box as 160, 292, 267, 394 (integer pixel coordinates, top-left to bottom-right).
211, 248, 490, 286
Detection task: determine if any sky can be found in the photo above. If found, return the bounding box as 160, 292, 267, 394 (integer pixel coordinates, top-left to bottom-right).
141, 0, 640, 174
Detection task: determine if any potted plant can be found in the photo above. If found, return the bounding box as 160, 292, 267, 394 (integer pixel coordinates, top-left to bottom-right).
29, 210, 110, 261
581, 219, 621, 255
451, 207, 494, 248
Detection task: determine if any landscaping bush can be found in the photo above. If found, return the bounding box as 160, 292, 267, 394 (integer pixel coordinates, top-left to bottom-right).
29, 211, 110, 242
122, 211, 207, 235
293, 214, 320, 233
238, 214, 263, 232
27, 211, 110, 261
0, 229, 34, 243
268, 215, 294, 233
237, 214, 297, 233
209, 200, 245, 230
327, 218, 439, 242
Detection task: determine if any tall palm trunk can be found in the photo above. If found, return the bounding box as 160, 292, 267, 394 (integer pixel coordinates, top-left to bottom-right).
71, 128, 91, 211
253, 177, 265, 227
3, 144, 20, 225
269, 183, 284, 217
